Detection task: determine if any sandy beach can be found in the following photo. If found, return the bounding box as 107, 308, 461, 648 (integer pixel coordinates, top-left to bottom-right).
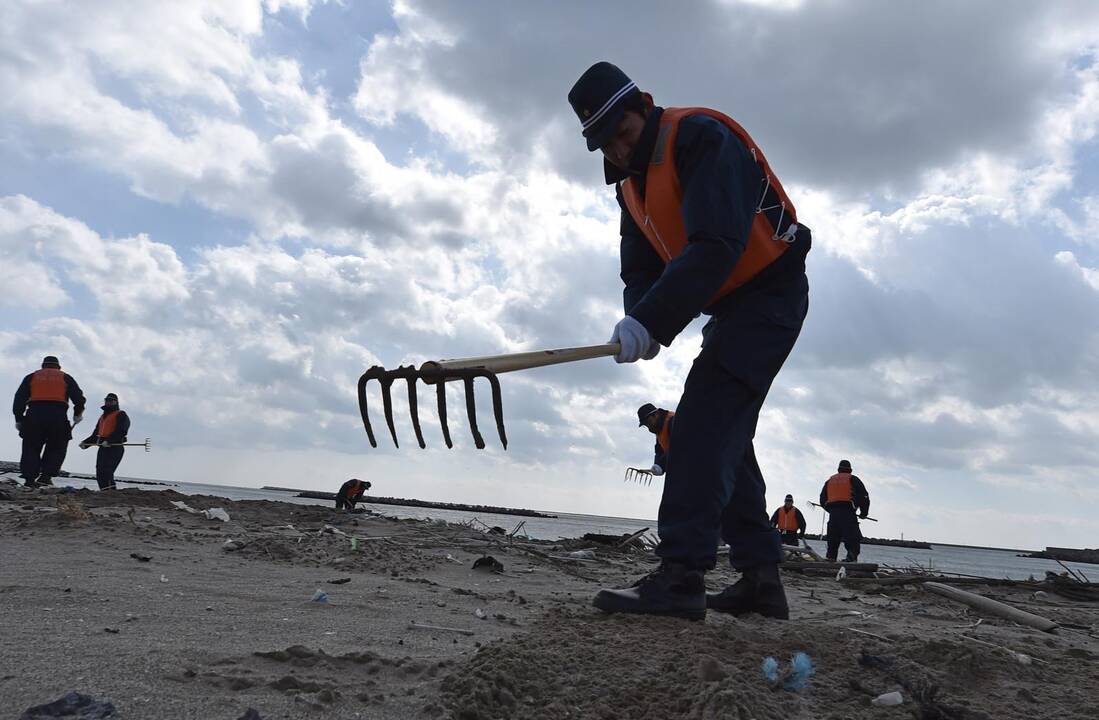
2, 480, 1098, 720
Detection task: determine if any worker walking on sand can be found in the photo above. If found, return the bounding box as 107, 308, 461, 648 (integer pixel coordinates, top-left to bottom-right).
819, 459, 870, 562
335, 478, 371, 511
12, 356, 86, 488
636, 403, 673, 476
771, 494, 806, 547
79, 393, 131, 491
569, 62, 810, 620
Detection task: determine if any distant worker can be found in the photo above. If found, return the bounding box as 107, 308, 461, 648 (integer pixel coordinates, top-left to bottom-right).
335, 478, 371, 511
79, 393, 131, 491
12, 356, 86, 488
819, 459, 870, 562
770, 494, 806, 546
636, 403, 673, 476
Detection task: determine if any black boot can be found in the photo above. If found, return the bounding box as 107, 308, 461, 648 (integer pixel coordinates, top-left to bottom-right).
36, 475, 54, 487
592, 562, 706, 621
706, 564, 789, 619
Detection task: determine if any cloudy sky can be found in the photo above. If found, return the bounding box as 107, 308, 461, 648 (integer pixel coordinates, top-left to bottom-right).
3, 0, 1098, 550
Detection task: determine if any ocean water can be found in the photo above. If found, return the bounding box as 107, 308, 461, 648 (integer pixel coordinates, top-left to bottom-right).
23, 474, 1098, 582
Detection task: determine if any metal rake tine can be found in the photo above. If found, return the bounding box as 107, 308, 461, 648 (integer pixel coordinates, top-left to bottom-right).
480, 371, 507, 450
357, 367, 382, 448
462, 376, 486, 450
436, 380, 453, 449
379, 373, 399, 448
404, 373, 426, 449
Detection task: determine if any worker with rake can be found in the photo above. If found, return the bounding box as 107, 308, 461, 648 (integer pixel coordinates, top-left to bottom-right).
569, 62, 810, 620
79, 393, 131, 490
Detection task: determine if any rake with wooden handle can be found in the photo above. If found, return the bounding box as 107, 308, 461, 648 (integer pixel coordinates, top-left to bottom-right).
358, 342, 619, 450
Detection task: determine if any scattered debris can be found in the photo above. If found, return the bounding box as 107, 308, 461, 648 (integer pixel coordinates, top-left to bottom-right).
129, 553, 151, 562
19, 691, 116, 719
326, 577, 351, 585
203, 507, 230, 522
408, 621, 475, 636
871, 691, 904, 706
924, 582, 1058, 632
472, 555, 504, 573
760, 652, 814, 691
103, 627, 119, 634
310, 589, 329, 603
474, 608, 486, 620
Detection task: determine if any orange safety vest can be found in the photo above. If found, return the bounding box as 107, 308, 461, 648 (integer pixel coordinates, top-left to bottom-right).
656, 411, 675, 453
343, 480, 363, 498
776, 506, 799, 532
96, 411, 119, 439
620, 107, 797, 304
29, 368, 68, 403
825, 473, 853, 504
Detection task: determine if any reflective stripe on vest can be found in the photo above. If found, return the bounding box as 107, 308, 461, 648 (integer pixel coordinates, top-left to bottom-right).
29, 369, 68, 403
619, 107, 796, 302
657, 411, 675, 453
776, 506, 799, 532
825, 473, 853, 504
96, 411, 119, 439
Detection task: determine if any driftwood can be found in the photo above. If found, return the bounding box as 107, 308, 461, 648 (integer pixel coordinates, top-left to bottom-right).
784, 561, 879, 573
407, 621, 475, 636
616, 527, 650, 549
923, 582, 1058, 633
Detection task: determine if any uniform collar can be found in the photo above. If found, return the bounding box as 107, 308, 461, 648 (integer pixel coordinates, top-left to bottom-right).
603, 106, 665, 184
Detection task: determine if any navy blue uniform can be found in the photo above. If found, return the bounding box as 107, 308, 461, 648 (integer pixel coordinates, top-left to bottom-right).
613, 108, 810, 571
770, 506, 807, 546
820, 475, 870, 561
13, 372, 85, 483
82, 411, 131, 490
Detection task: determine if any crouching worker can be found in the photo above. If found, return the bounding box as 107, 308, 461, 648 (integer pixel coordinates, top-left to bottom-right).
335, 478, 371, 511
637, 402, 673, 476
79, 393, 130, 490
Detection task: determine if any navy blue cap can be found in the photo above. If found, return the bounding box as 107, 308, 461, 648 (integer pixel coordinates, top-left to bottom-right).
568, 62, 640, 151
838, 459, 852, 472
637, 402, 658, 426
41, 355, 60, 368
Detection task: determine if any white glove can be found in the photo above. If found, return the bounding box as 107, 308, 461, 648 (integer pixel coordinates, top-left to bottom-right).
79, 442, 90, 450
609, 316, 654, 364
99, 440, 110, 448
650, 464, 664, 476
15, 421, 22, 433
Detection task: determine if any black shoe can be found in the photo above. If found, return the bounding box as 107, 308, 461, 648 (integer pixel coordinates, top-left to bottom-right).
706, 564, 789, 619
23, 478, 38, 488
842, 555, 857, 563
36, 476, 54, 487
592, 562, 706, 621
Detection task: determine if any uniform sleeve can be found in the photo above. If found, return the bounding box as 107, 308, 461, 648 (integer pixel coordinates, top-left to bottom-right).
626, 116, 762, 345
819, 483, 828, 507
652, 441, 666, 470
108, 412, 130, 443
82, 428, 98, 445
66, 375, 86, 415
769, 509, 779, 528
617, 185, 666, 315
13, 374, 32, 420
852, 476, 870, 516
796, 509, 807, 533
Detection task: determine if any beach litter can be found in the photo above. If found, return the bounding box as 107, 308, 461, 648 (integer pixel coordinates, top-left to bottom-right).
129, 553, 150, 562
568, 550, 596, 560
18, 691, 116, 719
203, 507, 230, 522
236, 710, 263, 720
761, 652, 815, 691
170, 500, 199, 514
159, 575, 168, 583
310, 589, 329, 603
408, 621, 475, 636
474, 608, 487, 619
327, 577, 351, 585
871, 691, 904, 706
472, 555, 504, 573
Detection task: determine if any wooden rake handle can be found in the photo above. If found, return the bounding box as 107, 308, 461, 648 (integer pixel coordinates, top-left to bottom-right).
421, 343, 620, 375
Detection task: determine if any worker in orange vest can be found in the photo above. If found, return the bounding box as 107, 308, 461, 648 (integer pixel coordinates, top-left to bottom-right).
570, 62, 810, 621
819, 459, 870, 562
335, 478, 371, 511
770, 494, 806, 546
636, 403, 673, 476
79, 393, 131, 490
12, 355, 86, 487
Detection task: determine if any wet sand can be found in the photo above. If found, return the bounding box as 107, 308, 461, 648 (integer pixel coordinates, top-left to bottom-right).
2, 479, 1098, 719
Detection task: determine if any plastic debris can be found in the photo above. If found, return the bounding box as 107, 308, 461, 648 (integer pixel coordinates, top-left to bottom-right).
129, 553, 150, 562
169, 500, 199, 514
474, 608, 486, 619
159, 575, 168, 583
871, 691, 904, 706
311, 589, 329, 603
836, 565, 847, 580
568, 550, 596, 559
327, 577, 351, 585
203, 507, 230, 522
19, 691, 116, 719
322, 524, 347, 536
222, 539, 243, 551
761, 652, 815, 691
472, 555, 504, 573
350, 537, 360, 551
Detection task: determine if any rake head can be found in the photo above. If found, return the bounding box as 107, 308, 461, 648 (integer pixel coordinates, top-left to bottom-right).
357, 362, 507, 450
623, 467, 654, 486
